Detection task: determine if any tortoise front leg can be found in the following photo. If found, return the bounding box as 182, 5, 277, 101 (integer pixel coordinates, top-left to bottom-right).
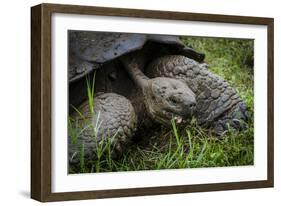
68, 93, 137, 169
146, 55, 249, 135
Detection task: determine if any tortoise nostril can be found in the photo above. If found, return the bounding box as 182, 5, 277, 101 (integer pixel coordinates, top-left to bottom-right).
190, 103, 196, 108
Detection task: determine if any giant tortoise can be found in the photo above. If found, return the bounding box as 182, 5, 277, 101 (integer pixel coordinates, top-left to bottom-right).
68, 31, 248, 166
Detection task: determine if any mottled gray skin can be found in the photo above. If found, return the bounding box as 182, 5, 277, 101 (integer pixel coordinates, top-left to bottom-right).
69, 55, 197, 166
68, 31, 205, 109
68, 32, 205, 167
69, 93, 137, 166
68, 32, 248, 168
121, 55, 197, 126
147, 55, 249, 134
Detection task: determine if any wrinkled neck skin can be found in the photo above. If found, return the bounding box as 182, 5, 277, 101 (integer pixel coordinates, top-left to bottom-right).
121, 53, 158, 124
121, 53, 196, 127
121, 53, 149, 93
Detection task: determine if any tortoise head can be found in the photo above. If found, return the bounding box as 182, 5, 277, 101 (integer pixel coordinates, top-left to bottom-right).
144, 77, 196, 126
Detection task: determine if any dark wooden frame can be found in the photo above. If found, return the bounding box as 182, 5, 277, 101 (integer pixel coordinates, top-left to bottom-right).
31, 3, 274, 202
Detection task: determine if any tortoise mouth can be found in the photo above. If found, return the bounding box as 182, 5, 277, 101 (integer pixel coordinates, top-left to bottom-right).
143, 77, 196, 126
144, 94, 196, 126
163, 110, 184, 123
155, 108, 194, 125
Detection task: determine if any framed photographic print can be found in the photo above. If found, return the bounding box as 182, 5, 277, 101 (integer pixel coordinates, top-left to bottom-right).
31, 3, 274, 202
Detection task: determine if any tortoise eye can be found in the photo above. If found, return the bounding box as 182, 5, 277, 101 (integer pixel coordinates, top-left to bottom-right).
169, 95, 183, 104
169, 96, 178, 104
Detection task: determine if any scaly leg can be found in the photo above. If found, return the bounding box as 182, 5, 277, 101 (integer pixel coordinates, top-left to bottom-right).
146, 55, 248, 135
68, 93, 137, 168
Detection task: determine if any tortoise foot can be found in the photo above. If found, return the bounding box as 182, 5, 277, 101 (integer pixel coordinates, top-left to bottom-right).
68, 93, 137, 168
211, 101, 249, 136
146, 55, 249, 135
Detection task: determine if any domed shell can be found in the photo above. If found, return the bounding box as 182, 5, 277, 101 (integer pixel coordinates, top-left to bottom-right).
69, 31, 205, 83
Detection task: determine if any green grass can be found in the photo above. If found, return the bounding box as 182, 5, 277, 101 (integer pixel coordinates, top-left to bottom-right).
69, 36, 254, 173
